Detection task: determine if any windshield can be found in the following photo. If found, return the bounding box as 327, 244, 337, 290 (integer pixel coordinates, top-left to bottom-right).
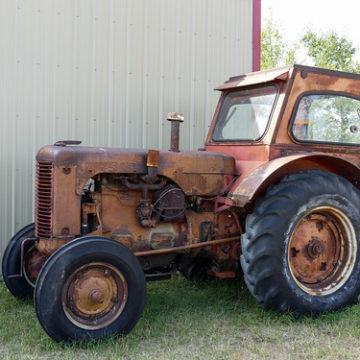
212, 85, 277, 141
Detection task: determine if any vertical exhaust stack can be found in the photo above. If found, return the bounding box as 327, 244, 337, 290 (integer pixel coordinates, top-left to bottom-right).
167, 112, 184, 152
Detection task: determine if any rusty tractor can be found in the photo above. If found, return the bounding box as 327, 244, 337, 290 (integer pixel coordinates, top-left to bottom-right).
3, 65, 360, 341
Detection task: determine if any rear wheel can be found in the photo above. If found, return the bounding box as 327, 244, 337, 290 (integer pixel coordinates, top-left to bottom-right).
34, 237, 146, 342
2, 223, 46, 299
241, 171, 360, 315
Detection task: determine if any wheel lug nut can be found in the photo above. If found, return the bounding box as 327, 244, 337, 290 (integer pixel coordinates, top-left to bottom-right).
104, 269, 111, 277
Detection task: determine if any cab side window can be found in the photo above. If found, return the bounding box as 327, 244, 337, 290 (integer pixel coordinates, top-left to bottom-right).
292, 94, 360, 144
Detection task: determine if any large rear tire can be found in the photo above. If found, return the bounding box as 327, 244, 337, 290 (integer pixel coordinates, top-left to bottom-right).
241, 170, 360, 315
34, 237, 146, 342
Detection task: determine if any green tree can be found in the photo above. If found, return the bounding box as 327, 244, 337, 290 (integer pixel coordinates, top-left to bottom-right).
261, 13, 284, 69
302, 29, 360, 73
261, 13, 299, 70
261, 14, 360, 73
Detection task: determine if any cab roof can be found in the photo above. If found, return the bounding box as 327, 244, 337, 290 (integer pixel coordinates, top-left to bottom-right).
215, 64, 360, 91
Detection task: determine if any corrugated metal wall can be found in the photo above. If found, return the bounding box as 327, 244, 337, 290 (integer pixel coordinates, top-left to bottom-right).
0, 0, 253, 261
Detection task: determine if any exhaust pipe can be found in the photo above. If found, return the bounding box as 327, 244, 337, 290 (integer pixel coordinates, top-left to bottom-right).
167, 112, 184, 152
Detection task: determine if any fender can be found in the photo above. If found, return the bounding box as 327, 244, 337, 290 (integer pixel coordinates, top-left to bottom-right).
228, 153, 360, 208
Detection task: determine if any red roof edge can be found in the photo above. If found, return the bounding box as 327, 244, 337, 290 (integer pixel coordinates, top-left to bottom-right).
252, 0, 261, 71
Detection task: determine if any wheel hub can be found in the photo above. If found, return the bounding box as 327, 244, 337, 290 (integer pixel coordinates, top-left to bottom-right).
88, 289, 103, 304
288, 207, 357, 296
306, 238, 325, 259
62, 263, 128, 330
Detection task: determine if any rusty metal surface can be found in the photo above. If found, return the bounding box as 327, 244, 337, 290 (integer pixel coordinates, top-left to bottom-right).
289, 213, 339, 285
288, 206, 356, 295
36, 146, 149, 195
23, 246, 47, 285
134, 235, 240, 257
276, 66, 360, 145
206, 65, 360, 208
53, 165, 80, 237
7, 237, 48, 286
167, 112, 184, 152
157, 150, 235, 196
215, 66, 290, 91
97, 178, 240, 255
146, 150, 160, 168
62, 262, 128, 330
35, 143, 236, 249
229, 154, 360, 207
206, 144, 270, 182
98, 185, 186, 252
35, 162, 54, 239
36, 237, 72, 256
31, 64, 360, 281
153, 185, 185, 221
36, 146, 235, 198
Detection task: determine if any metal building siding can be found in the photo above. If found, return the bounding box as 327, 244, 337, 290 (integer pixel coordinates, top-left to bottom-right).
0, 0, 253, 259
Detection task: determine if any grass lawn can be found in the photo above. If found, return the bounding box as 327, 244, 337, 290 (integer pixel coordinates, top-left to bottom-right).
1, 275, 360, 359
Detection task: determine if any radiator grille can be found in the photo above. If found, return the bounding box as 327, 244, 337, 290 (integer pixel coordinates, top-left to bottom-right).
35, 161, 54, 238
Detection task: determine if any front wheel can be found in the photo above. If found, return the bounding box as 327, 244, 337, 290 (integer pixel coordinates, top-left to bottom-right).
2, 223, 47, 299
34, 237, 146, 342
241, 170, 360, 315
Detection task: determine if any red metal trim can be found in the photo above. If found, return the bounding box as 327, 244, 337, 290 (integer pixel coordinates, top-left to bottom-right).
214, 197, 233, 214
252, 0, 261, 71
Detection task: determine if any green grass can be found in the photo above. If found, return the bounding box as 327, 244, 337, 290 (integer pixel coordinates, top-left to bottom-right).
1, 275, 360, 359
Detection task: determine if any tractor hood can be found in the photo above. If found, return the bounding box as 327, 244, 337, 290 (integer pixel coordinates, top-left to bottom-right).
37, 144, 236, 196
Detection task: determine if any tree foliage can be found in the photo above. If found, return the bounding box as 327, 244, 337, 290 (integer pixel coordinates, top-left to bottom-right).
261, 14, 284, 70
261, 13, 298, 70
302, 30, 360, 73
261, 14, 360, 74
